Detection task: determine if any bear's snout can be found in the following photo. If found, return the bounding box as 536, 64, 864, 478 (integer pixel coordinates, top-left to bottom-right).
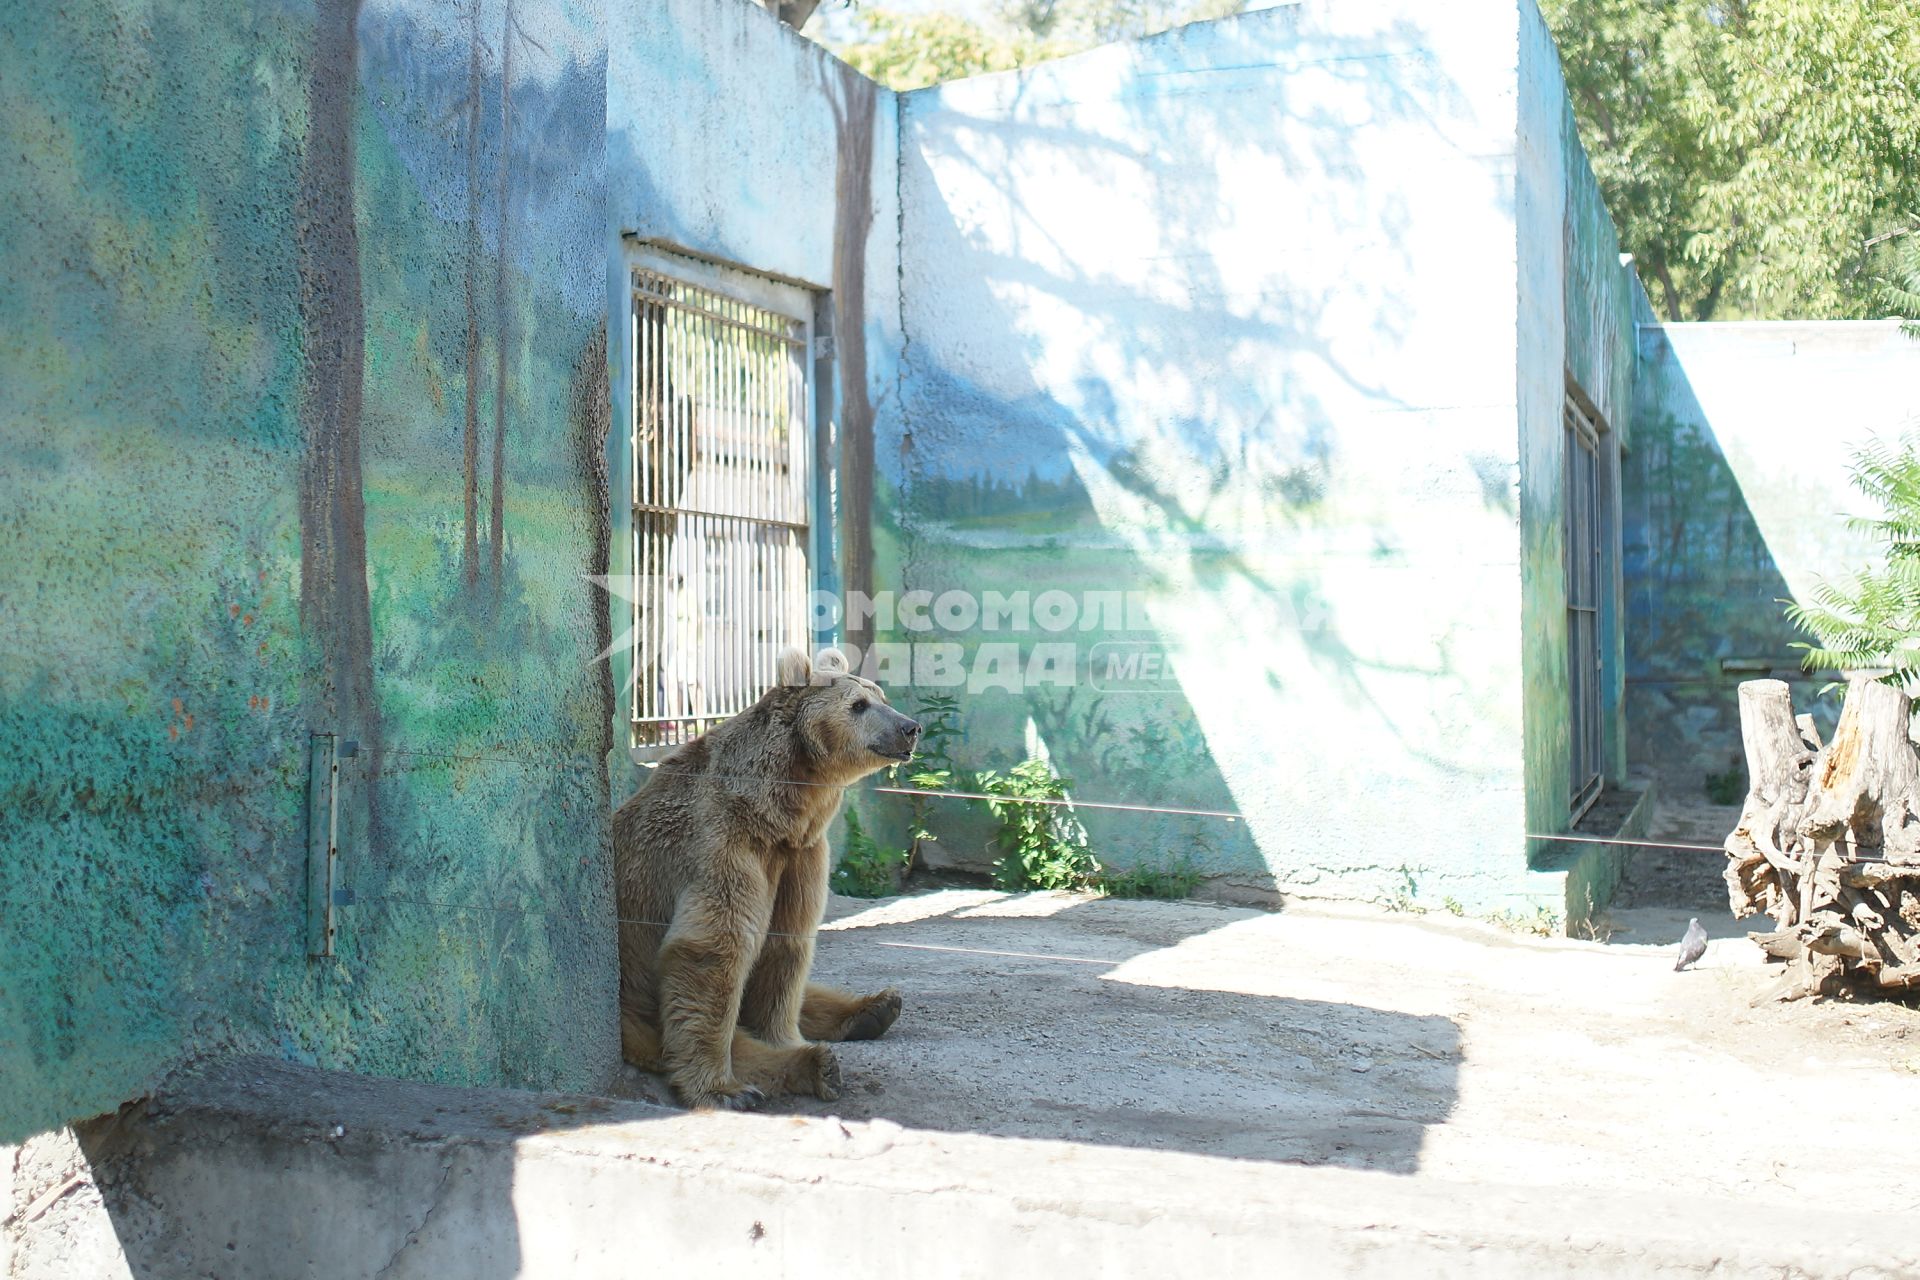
877, 709, 921, 761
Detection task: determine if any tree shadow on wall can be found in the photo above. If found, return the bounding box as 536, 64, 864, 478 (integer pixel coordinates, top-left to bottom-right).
888, 9, 1506, 882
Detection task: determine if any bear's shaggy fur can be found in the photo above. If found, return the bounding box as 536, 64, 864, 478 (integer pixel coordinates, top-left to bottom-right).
614, 647, 920, 1110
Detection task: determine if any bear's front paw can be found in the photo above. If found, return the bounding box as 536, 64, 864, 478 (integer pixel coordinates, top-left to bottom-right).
800, 1043, 843, 1102
843, 989, 903, 1042
684, 1081, 767, 1112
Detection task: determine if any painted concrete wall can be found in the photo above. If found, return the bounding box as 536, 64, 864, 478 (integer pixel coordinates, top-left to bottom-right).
1514, 0, 1642, 895
0, 0, 617, 1139
888, 1, 1543, 908
0, 0, 1688, 1144
1626, 321, 1920, 780
605, 0, 902, 797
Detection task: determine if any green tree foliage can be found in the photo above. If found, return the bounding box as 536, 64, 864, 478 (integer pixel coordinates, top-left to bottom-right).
1787, 435, 1920, 681
1885, 238, 1920, 337
1540, 0, 1920, 320
827, 0, 1245, 92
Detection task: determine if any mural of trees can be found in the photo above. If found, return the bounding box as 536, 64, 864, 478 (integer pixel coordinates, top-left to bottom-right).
492, 0, 543, 593
451, 0, 541, 600
462, 0, 485, 589
298, 0, 379, 757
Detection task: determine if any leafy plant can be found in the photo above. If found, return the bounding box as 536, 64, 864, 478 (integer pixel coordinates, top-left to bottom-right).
1490, 906, 1563, 938
1786, 434, 1920, 683
831, 806, 907, 899
976, 757, 1100, 891
1097, 857, 1202, 900
1440, 896, 1465, 918
1382, 865, 1425, 915
1884, 235, 1920, 338
892, 692, 962, 875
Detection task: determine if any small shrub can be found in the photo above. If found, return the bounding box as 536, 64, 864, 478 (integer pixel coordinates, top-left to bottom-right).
1382, 865, 1425, 914
1441, 895, 1465, 917
1704, 757, 1746, 805
1490, 906, 1563, 937
894, 692, 962, 872
831, 807, 907, 898
1097, 858, 1202, 900
977, 757, 1100, 891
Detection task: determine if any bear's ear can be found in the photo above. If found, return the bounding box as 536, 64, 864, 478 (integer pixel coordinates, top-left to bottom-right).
813, 647, 850, 678
776, 646, 812, 687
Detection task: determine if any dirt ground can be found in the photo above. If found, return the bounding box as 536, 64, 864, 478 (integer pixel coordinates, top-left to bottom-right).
598, 786, 1920, 1230
611, 883, 1920, 1208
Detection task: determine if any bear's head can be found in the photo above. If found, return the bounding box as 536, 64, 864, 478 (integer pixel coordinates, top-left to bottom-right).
777, 646, 921, 779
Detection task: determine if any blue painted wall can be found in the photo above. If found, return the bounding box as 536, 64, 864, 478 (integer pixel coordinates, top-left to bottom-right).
876, 0, 1643, 913
1515, 0, 1643, 890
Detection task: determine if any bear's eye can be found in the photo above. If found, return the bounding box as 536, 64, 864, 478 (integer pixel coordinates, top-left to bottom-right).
850, 697, 870, 713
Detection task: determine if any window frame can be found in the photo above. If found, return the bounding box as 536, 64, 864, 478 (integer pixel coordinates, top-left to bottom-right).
623, 245, 819, 761
1563, 388, 1610, 823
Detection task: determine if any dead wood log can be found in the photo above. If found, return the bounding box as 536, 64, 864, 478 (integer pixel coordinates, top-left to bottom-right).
1749, 929, 1805, 961
1727, 676, 1920, 1000
1840, 862, 1920, 892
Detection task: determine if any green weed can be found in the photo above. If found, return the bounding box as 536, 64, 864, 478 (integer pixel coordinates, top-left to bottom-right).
831, 807, 907, 898
1097, 857, 1202, 900
977, 757, 1100, 891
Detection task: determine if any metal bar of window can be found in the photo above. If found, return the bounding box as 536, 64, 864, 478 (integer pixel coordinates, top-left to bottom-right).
631, 276, 806, 348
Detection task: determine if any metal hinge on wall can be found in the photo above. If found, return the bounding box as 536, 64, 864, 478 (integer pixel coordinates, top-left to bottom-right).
306, 733, 357, 957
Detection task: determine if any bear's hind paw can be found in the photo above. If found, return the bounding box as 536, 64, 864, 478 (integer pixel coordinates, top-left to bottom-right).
843, 989, 903, 1042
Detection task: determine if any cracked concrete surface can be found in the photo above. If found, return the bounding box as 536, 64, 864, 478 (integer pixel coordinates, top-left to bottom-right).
8, 890, 1920, 1277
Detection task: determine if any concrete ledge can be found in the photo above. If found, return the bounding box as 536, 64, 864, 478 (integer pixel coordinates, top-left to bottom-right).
1527, 783, 1657, 932
14, 1054, 1916, 1278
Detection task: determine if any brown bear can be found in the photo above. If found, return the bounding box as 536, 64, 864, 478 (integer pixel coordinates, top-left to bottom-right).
614, 646, 919, 1110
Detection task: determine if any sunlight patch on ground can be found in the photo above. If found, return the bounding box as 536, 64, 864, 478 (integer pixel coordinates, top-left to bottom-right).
952, 890, 1088, 919
820, 890, 1004, 931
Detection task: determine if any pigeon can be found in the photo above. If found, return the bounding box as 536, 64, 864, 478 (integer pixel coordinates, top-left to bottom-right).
1674, 917, 1708, 971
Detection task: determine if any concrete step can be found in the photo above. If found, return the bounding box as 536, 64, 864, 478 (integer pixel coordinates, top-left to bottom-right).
8, 1055, 1916, 1278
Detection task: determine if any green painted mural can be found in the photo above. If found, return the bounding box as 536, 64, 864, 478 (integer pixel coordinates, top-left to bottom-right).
0, 0, 616, 1140
1515, 0, 1640, 905
1625, 321, 1920, 784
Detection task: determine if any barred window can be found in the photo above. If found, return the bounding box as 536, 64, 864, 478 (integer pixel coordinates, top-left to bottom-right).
1564, 392, 1609, 820
629, 259, 814, 751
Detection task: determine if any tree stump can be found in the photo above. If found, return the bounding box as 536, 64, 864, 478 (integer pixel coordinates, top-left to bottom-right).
1726, 678, 1920, 999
